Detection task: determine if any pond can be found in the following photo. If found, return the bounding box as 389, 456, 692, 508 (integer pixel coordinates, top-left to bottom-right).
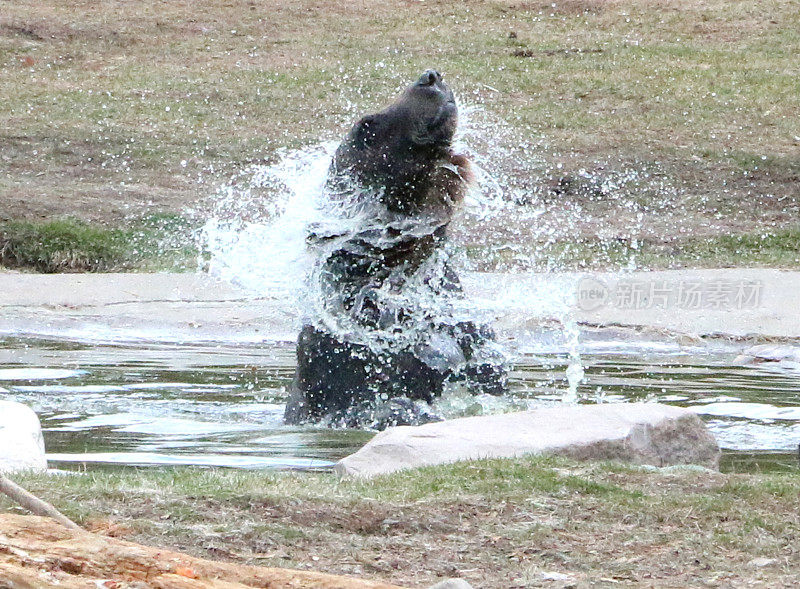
2, 334, 798, 473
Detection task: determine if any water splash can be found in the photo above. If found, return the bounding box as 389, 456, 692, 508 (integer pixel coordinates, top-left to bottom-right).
201, 142, 338, 313
201, 105, 589, 401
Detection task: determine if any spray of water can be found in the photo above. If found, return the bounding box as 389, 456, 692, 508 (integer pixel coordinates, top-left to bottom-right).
201, 104, 590, 408
201, 142, 337, 310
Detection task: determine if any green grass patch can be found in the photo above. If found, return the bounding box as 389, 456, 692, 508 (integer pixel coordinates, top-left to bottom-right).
3, 456, 796, 522
679, 228, 800, 267
0, 214, 198, 272
354, 455, 631, 502
0, 218, 127, 272
468, 226, 800, 271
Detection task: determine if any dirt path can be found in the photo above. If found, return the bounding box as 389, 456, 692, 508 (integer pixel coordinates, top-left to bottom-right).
0, 269, 798, 342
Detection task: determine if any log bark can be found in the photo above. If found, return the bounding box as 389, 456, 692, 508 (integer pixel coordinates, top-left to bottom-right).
0, 513, 405, 589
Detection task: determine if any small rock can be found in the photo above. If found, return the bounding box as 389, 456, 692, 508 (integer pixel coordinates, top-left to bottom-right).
0, 401, 47, 472
428, 580, 474, 589
542, 571, 574, 581
747, 557, 778, 568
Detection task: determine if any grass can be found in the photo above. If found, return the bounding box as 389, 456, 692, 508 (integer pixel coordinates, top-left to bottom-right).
1, 0, 799, 271
3, 456, 799, 587
0, 218, 127, 272
467, 226, 800, 271
0, 214, 198, 272
2, 215, 796, 274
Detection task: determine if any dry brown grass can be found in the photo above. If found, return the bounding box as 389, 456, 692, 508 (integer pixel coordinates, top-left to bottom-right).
4, 458, 800, 588
1, 0, 798, 266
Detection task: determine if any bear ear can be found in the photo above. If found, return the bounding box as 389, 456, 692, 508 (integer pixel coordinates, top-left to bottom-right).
351, 114, 383, 149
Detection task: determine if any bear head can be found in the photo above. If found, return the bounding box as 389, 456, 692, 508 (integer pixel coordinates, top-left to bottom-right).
330, 69, 466, 214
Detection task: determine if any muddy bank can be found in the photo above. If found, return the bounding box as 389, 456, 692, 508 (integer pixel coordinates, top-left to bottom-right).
0, 269, 797, 343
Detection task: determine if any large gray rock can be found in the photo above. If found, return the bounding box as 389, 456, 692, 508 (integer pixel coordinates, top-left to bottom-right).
335, 403, 719, 478
0, 401, 47, 472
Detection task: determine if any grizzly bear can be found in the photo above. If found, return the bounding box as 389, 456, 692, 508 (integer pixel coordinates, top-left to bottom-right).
285, 70, 506, 428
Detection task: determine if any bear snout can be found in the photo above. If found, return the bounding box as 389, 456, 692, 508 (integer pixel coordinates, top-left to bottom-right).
418, 69, 442, 86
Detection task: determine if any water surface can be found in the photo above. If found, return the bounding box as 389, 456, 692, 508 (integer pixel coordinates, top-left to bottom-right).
2, 335, 798, 473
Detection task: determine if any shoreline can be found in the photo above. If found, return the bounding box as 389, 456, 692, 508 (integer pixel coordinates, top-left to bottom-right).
0, 269, 798, 345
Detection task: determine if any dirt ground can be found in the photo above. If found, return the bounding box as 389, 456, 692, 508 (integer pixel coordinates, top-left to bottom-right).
1, 0, 798, 260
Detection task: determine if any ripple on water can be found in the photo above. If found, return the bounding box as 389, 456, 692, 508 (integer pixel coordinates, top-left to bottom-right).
704, 420, 800, 451
0, 368, 87, 380
45, 452, 333, 469
2, 336, 800, 471
691, 402, 800, 421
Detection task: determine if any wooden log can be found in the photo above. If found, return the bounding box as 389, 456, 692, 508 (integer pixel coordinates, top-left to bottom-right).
0, 513, 405, 589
